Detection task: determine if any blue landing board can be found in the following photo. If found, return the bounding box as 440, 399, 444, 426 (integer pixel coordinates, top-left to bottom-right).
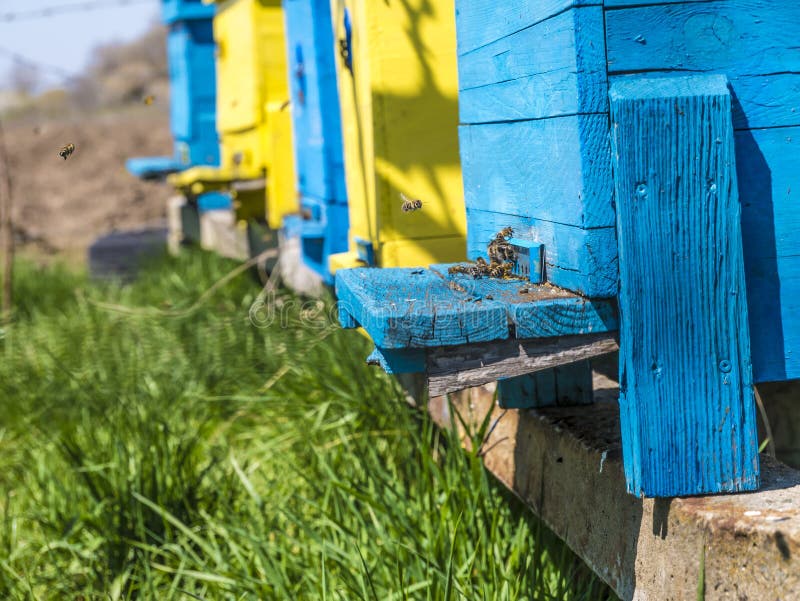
125, 156, 183, 180
335, 265, 617, 351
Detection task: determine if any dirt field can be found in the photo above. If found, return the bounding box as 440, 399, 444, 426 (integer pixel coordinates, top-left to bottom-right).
4, 108, 174, 262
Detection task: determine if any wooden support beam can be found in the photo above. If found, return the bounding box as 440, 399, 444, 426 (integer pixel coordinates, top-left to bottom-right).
426, 331, 618, 397
610, 74, 759, 497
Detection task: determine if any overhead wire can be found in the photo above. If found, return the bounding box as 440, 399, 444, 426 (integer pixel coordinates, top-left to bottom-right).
1, 0, 156, 23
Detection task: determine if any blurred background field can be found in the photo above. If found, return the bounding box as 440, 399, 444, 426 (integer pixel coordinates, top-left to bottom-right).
1, 10, 173, 262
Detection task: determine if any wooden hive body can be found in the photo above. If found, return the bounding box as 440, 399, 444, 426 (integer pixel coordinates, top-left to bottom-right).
126, 0, 219, 179
327, 0, 467, 270
456, 0, 800, 384
207, 0, 297, 227
283, 0, 349, 283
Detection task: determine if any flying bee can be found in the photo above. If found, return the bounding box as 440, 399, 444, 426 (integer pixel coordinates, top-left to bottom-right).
58, 143, 75, 160
400, 192, 423, 213
143, 94, 155, 105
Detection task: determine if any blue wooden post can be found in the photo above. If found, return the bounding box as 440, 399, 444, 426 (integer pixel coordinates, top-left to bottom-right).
283, 0, 349, 283
610, 74, 760, 497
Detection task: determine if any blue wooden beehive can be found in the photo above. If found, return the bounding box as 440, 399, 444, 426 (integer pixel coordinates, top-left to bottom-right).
337, 0, 800, 497
126, 0, 220, 180
283, 0, 349, 284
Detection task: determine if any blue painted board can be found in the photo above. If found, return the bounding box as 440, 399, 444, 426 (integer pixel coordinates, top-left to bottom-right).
128, 3, 219, 179
335, 265, 617, 351
459, 115, 613, 228
336, 268, 510, 349
197, 191, 232, 212
605, 1, 800, 131
283, 0, 349, 283
284, 0, 348, 203
367, 347, 426, 374
455, 0, 599, 56
458, 7, 607, 124
737, 126, 800, 382
465, 209, 617, 299
167, 18, 219, 166
498, 361, 593, 409
611, 74, 759, 497
429, 263, 618, 338
125, 156, 183, 180
162, 0, 215, 24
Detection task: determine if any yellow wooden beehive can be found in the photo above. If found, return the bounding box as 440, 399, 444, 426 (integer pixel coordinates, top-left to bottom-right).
171, 0, 297, 229
327, 0, 467, 271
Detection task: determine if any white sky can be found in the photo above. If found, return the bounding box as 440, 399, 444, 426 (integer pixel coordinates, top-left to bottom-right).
0, 0, 161, 91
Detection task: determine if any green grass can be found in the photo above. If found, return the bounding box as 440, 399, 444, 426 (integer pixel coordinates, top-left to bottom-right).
0, 252, 617, 600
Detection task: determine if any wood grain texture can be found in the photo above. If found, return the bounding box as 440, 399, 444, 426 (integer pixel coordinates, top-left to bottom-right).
335, 267, 509, 348
336, 265, 619, 350
455, 0, 599, 56
497, 360, 593, 409
465, 209, 618, 298
605, 1, 800, 130
428, 333, 617, 397
458, 7, 607, 123
459, 114, 613, 228
429, 263, 619, 337
610, 74, 760, 496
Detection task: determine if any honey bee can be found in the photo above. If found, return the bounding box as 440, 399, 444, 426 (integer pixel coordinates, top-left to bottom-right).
58, 143, 75, 160
143, 94, 155, 105
400, 192, 423, 213
499, 226, 514, 239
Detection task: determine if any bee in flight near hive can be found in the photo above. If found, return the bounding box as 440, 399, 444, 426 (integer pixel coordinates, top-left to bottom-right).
400, 192, 423, 213
58, 143, 75, 160
143, 94, 155, 105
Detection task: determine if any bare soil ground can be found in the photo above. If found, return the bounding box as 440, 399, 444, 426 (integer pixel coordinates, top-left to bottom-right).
4, 108, 174, 262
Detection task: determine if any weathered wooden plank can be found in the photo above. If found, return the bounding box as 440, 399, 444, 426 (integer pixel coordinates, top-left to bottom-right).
610, 74, 760, 496
284, 0, 348, 203
735, 125, 800, 382
459, 115, 613, 227
455, 0, 599, 56
737, 126, 800, 261
458, 7, 607, 124
428, 332, 618, 397
606, 1, 800, 130
429, 264, 618, 337
746, 256, 800, 384
334, 267, 509, 348
497, 360, 594, 408
465, 209, 618, 298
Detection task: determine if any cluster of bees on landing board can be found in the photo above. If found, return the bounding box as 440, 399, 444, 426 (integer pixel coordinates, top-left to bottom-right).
56, 94, 156, 161
449, 226, 519, 279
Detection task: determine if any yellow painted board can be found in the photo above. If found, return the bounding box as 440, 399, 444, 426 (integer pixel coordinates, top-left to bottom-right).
329, 0, 467, 269
209, 0, 298, 229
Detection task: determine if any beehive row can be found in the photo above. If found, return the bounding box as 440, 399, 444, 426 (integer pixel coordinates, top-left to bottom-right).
126, 0, 800, 498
